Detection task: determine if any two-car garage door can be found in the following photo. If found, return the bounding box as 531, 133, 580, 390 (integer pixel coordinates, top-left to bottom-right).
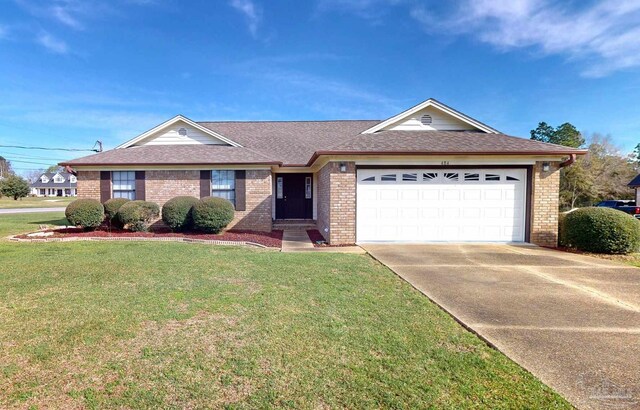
356, 169, 527, 242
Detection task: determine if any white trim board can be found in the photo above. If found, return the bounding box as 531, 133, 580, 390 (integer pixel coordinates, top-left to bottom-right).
362, 98, 500, 134
116, 115, 242, 149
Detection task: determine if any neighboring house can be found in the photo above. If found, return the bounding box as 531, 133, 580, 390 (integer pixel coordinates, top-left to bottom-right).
629, 174, 640, 203
61, 98, 586, 246
30, 171, 78, 197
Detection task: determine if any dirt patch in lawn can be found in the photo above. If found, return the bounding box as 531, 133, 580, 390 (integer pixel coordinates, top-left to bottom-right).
15, 227, 284, 248
307, 229, 355, 247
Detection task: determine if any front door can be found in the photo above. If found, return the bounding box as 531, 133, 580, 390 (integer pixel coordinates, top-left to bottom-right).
275, 173, 313, 219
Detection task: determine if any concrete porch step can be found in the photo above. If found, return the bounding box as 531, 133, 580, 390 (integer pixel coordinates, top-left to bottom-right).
273, 219, 316, 230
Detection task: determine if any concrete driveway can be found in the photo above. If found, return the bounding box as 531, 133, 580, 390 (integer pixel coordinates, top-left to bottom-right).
364, 243, 640, 410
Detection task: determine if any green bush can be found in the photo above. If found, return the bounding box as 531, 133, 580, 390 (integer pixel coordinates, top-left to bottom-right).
117, 200, 160, 232
104, 198, 130, 227
564, 207, 640, 254
192, 196, 235, 233
558, 212, 568, 247
162, 196, 199, 231
65, 199, 104, 230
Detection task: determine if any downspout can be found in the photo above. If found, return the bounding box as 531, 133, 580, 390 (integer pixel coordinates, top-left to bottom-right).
559, 153, 576, 168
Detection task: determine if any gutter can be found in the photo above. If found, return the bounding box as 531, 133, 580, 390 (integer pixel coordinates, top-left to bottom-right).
306, 149, 589, 167
559, 154, 577, 168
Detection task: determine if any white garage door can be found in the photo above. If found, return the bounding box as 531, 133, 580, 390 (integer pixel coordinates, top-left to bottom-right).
356, 169, 527, 242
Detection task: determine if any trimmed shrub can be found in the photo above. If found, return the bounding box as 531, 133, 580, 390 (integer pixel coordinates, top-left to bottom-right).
192, 196, 234, 233
558, 212, 568, 247
104, 198, 130, 227
564, 207, 640, 254
117, 200, 160, 232
65, 199, 104, 230
162, 196, 199, 231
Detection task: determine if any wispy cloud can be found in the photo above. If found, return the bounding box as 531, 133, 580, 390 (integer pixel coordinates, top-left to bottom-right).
229, 0, 262, 38
50, 4, 83, 29
37, 31, 68, 54
411, 0, 640, 77
317, 0, 640, 77
316, 0, 403, 20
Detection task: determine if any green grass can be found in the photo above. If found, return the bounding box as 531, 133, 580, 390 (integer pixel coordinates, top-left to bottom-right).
0, 196, 74, 209
0, 213, 571, 409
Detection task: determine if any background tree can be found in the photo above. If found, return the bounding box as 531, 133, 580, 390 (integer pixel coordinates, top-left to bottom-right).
0, 175, 30, 200
46, 165, 62, 173
558, 134, 636, 209
530, 122, 585, 148
0, 156, 13, 179
24, 169, 45, 183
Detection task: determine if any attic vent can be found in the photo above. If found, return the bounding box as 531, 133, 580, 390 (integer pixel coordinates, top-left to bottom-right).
178, 127, 188, 136
420, 114, 433, 126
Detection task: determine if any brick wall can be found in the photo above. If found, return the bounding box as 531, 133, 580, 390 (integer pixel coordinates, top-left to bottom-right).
530, 161, 561, 247
145, 170, 200, 205
76, 171, 100, 199
316, 162, 356, 245
229, 169, 272, 232
76, 169, 273, 232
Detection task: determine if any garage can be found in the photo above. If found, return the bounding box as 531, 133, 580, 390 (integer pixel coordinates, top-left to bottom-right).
356, 168, 528, 242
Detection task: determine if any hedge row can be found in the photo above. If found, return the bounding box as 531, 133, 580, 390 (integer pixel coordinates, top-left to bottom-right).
65, 195, 235, 234
161, 196, 234, 234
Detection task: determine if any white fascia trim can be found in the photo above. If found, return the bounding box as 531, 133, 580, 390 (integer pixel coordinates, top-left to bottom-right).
116, 115, 243, 149
361, 99, 499, 135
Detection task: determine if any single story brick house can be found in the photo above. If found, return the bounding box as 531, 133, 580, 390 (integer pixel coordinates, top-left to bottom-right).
61, 98, 585, 246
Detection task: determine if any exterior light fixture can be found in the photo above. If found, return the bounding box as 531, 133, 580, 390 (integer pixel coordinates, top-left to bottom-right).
542, 162, 551, 172
339, 162, 347, 173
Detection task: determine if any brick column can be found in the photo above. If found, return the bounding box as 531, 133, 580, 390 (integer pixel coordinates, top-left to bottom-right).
530, 161, 561, 247
76, 171, 100, 200
316, 162, 356, 245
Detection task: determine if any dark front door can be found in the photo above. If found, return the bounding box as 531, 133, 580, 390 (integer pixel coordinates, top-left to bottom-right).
275, 173, 312, 219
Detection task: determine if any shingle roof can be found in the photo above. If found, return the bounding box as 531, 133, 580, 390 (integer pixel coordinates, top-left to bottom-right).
61, 145, 279, 166
62, 120, 586, 167
199, 120, 380, 166
629, 174, 640, 187
30, 171, 77, 188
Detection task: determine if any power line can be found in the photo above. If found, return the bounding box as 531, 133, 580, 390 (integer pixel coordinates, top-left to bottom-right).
9, 159, 56, 166
0, 144, 99, 152
1, 152, 70, 161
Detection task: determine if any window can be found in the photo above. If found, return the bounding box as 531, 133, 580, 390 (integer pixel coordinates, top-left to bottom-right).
305, 177, 312, 199
53, 174, 65, 183
444, 172, 458, 181
40, 175, 49, 183
381, 174, 397, 182
39, 189, 45, 196
361, 175, 375, 182
211, 170, 235, 206
464, 173, 480, 181
70, 175, 77, 183
276, 176, 283, 199
506, 176, 520, 181
402, 173, 417, 182
112, 171, 136, 199
485, 174, 500, 181
423, 172, 438, 181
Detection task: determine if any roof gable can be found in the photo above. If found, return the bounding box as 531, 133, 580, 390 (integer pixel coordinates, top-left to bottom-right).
362, 98, 499, 134
116, 115, 242, 149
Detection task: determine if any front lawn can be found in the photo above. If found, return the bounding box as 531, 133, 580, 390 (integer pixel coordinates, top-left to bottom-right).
0, 196, 74, 209
0, 213, 570, 408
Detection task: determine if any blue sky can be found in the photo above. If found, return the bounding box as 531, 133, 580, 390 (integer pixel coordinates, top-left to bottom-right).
1, 0, 639, 173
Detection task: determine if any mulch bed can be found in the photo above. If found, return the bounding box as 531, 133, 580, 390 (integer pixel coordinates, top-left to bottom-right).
15, 227, 284, 248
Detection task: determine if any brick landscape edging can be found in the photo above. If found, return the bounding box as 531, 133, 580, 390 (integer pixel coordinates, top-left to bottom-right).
7, 234, 276, 249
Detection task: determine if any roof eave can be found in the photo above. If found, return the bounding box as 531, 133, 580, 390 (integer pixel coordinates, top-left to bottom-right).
305, 149, 588, 167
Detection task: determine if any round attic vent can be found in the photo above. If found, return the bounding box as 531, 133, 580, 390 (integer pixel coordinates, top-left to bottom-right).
178, 127, 188, 136
420, 114, 433, 126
